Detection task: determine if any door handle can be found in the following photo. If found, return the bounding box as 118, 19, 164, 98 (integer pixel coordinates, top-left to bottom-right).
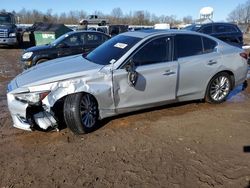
163, 70, 175, 76
207, 60, 217, 65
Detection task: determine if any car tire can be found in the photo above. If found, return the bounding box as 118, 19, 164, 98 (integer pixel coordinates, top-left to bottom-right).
205, 72, 232, 104
63, 93, 99, 134
36, 59, 48, 65
100, 21, 106, 26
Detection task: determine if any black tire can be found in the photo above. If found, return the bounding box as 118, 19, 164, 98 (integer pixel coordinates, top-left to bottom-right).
205, 72, 232, 104
63, 93, 99, 134
36, 59, 48, 65
100, 21, 106, 26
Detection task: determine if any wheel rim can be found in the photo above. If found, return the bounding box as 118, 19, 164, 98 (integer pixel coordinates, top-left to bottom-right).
210, 76, 230, 101
80, 95, 97, 128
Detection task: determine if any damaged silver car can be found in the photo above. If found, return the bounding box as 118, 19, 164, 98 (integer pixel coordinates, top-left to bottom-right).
7, 30, 248, 134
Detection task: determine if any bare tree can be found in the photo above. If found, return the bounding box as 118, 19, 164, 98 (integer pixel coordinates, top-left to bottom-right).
183, 16, 193, 24
111, 8, 123, 19
228, 0, 250, 24
2, 7, 185, 26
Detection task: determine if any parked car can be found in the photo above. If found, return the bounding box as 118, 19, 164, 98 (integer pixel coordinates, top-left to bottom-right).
21, 30, 110, 69
7, 30, 248, 134
184, 22, 243, 47
80, 15, 109, 26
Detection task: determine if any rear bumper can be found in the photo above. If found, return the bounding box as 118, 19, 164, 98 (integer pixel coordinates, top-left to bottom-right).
0, 37, 17, 45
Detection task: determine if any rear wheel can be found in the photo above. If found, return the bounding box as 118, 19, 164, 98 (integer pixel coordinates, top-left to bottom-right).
64, 93, 99, 134
205, 72, 232, 104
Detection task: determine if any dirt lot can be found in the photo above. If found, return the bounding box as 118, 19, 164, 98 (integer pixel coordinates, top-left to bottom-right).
0, 47, 250, 188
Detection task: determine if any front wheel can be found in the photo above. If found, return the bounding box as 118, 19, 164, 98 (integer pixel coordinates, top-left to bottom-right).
36, 59, 48, 65
205, 72, 232, 104
64, 93, 99, 134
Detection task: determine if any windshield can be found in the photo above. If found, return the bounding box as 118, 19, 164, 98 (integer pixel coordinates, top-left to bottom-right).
86, 35, 141, 65
183, 24, 201, 31
0, 15, 13, 24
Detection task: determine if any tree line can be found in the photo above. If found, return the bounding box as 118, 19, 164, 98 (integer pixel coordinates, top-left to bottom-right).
0, 8, 193, 26
228, 0, 250, 24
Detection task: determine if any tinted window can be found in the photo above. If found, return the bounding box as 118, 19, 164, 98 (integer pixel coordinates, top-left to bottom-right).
175, 34, 203, 58
132, 37, 171, 66
202, 37, 217, 53
86, 35, 141, 65
63, 34, 81, 47
214, 25, 237, 33
183, 24, 201, 31
200, 26, 212, 34
81, 33, 109, 46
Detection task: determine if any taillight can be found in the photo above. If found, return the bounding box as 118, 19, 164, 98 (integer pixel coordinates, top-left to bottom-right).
240, 52, 248, 60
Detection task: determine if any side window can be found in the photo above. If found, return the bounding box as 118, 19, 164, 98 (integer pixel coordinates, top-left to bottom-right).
202, 37, 217, 54
85, 33, 101, 45
175, 34, 203, 58
132, 37, 171, 66
214, 25, 237, 33
102, 35, 109, 42
200, 26, 212, 34
225, 25, 237, 32
63, 34, 81, 47
215, 25, 226, 33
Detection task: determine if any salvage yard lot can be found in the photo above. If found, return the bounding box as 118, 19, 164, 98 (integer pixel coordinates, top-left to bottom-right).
0, 48, 250, 187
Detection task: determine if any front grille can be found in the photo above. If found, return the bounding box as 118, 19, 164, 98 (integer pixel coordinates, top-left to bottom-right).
0, 29, 8, 38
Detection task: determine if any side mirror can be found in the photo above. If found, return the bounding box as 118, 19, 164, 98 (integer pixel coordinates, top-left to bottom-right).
57, 42, 69, 48
125, 59, 135, 72
125, 59, 138, 87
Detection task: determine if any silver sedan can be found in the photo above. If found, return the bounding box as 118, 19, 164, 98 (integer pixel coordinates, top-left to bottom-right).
7, 30, 248, 134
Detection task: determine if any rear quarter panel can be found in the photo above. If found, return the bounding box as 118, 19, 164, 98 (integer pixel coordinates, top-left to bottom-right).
218, 45, 248, 87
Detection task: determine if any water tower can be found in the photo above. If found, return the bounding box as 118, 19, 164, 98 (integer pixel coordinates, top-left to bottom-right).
200, 7, 214, 20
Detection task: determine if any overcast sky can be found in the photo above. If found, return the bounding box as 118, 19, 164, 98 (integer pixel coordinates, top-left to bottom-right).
1, 0, 247, 21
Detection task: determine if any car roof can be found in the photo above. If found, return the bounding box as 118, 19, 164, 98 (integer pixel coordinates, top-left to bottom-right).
198, 22, 237, 27
66, 30, 110, 37
121, 29, 203, 39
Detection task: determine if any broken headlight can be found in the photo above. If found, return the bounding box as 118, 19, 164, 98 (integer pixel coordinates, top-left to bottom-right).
15, 91, 50, 105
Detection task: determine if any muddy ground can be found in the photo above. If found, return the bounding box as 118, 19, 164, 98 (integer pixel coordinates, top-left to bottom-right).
0, 47, 250, 188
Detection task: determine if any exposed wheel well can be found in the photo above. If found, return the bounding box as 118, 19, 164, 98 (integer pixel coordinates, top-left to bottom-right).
52, 92, 99, 120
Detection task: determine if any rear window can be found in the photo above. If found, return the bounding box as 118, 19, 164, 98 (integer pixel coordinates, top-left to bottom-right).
175, 34, 203, 58
200, 26, 213, 34
203, 37, 217, 53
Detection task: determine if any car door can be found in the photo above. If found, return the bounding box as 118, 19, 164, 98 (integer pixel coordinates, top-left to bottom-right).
113, 36, 178, 113
57, 33, 83, 57
175, 34, 222, 99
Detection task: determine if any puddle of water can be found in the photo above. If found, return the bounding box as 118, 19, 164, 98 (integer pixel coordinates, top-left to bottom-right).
227, 84, 248, 103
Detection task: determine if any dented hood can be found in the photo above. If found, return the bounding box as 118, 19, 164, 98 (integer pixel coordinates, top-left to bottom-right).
16, 55, 104, 87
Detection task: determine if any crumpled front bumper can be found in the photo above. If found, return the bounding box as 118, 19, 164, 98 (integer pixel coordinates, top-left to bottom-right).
7, 93, 31, 131
7, 93, 57, 131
